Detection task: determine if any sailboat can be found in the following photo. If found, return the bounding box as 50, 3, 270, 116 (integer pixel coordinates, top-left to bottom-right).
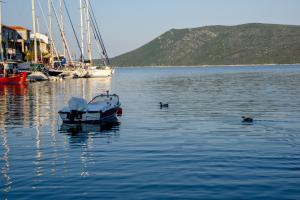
76, 0, 114, 78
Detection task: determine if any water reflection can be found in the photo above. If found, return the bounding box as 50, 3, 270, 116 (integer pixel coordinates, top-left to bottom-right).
1, 66, 300, 199
0, 78, 113, 129
0, 128, 12, 193
0, 83, 29, 96
0, 84, 30, 127
60, 122, 120, 144
59, 122, 120, 177
0, 77, 114, 194
0, 84, 29, 195
60, 122, 120, 134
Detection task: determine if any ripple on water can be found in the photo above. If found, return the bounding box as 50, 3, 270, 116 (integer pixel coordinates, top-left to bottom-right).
1, 65, 300, 199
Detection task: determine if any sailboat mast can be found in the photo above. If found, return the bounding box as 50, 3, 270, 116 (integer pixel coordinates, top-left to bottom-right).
86, 1, 92, 64
62, 0, 82, 60
38, 0, 59, 63
86, 0, 110, 65
51, 1, 73, 65
0, 1, 3, 61
48, 0, 53, 66
36, 17, 43, 62
79, 0, 84, 63
59, 0, 66, 57
31, 0, 38, 63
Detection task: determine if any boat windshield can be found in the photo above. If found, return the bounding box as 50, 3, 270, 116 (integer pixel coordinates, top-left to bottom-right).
89, 94, 119, 105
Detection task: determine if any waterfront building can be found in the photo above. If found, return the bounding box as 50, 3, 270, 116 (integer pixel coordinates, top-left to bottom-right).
1, 24, 50, 63
1, 24, 31, 61
1, 25, 19, 60
9, 26, 31, 61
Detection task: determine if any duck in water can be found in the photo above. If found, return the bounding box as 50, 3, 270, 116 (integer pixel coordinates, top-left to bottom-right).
160, 102, 169, 109
242, 116, 253, 123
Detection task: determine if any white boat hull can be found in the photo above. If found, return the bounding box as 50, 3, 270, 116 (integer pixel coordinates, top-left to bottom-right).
59, 107, 119, 124
58, 66, 114, 78
86, 66, 113, 78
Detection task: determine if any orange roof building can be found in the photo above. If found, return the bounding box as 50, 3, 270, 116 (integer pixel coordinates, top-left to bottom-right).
8, 26, 30, 31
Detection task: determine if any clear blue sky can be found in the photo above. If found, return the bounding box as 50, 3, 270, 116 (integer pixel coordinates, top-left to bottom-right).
2, 0, 300, 58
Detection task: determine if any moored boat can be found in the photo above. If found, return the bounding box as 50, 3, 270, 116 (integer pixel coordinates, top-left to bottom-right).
70, 0, 114, 79
58, 91, 122, 124
85, 66, 114, 78
0, 72, 28, 84
70, 65, 114, 78
48, 69, 63, 77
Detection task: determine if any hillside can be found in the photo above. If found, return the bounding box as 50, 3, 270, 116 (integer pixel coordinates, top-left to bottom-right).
110, 23, 300, 66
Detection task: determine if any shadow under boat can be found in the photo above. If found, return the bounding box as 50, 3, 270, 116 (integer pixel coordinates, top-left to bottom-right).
59, 121, 121, 145
60, 121, 121, 134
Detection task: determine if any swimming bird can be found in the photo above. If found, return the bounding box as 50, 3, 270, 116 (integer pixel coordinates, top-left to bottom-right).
160, 102, 169, 108
242, 116, 253, 123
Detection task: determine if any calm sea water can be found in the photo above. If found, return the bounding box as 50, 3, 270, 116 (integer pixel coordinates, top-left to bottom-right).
1, 65, 300, 200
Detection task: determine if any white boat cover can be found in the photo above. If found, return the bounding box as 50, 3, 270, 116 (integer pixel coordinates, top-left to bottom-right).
68, 97, 88, 111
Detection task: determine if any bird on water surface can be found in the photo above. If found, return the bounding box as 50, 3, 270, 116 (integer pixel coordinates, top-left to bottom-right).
160, 102, 169, 108
242, 116, 253, 123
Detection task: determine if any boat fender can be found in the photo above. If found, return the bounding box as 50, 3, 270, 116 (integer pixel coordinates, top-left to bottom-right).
117, 108, 123, 116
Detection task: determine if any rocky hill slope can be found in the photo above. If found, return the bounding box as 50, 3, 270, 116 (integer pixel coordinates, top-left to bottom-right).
110, 23, 300, 66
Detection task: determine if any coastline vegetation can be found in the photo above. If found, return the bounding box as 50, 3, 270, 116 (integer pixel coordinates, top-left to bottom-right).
109, 23, 300, 67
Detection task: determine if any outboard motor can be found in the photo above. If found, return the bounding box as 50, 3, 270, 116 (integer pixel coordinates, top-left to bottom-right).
67, 110, 83, 122
66, 97, 88, 122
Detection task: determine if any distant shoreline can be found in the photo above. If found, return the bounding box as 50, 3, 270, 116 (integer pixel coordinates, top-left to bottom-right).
114, 63, 300, 68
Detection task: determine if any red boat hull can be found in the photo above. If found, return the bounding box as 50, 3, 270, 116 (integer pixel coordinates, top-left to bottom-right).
0, 72, 28, 84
